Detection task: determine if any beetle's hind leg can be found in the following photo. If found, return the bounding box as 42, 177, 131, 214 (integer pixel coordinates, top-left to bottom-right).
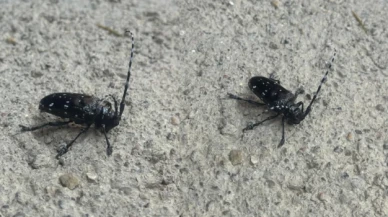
19, 120, 72, 132
56, 125, 91, 159
227, 93, 265, 106
243, 113, 280, 132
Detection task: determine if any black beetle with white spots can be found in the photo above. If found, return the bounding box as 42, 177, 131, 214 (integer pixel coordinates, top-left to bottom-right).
228, 50, 336, 147
20, 31, 135, 159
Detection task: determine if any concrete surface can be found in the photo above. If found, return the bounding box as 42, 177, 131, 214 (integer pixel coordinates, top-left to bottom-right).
0, 0, 387, 216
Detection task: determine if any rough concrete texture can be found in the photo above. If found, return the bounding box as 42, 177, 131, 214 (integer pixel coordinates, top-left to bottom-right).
1, 0, 387, 216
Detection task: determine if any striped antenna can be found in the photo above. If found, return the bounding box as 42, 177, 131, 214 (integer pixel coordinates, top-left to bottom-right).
304, 49, 337, 117
119, 30, 135, 117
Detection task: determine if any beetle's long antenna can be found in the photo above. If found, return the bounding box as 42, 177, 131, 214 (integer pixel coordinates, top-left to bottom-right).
119, 30, 135, 117
304, 50, 336, 117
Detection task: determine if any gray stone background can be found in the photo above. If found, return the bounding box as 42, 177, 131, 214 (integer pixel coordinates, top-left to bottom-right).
0, 0, 387, 216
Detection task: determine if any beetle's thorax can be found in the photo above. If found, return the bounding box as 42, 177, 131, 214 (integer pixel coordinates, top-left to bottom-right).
268, 101, 304, 124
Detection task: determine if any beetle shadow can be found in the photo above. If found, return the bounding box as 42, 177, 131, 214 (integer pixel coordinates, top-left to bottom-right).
17, 120, 91, 151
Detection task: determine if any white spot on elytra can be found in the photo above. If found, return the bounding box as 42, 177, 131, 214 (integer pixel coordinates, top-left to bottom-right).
75, 115, 78, 118
49, 103, 54, 107
253, 86, 257, 88
64, 112, 67, 115
78, 100, 81, 103
64, 105, 69, 109
66, 101, 69, 103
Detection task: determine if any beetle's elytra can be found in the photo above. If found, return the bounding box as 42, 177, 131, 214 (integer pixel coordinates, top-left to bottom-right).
228, 51, 336, 147
20, 31, 135, 159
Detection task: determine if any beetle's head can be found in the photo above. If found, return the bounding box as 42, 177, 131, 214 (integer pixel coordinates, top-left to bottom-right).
287, 105, 304, 124
98, 106, 121, 132
104, 115, 121, 132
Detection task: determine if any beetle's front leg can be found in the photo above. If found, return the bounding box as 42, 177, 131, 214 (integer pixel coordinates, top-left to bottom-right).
108, 94, 118, 116
278, 116, 286, 148
295, 101, 304, 112
293, 87, 304, 100
102, 124, 113, 156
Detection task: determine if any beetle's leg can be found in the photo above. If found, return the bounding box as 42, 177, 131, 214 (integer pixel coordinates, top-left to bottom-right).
227, 93, 265, 106
19, 120, 72, 132
56, 125, 91, 159
295, 101, 304, 112
243, 113, 280, 132
269, 73, 280, 84
292, 87, 304, 101
278, 116, 286, 148
108, 94, 118, 117
102, 124, 113, 156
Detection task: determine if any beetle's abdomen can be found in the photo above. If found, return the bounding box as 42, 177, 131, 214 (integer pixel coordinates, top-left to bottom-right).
39, 93, 99, 122
249, 76, 293, 105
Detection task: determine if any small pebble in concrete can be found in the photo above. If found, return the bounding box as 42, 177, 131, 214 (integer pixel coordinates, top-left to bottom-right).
346, 132, 352, 141
171, 116, 180, 125
86, 172, 98, 182
375, 104, 385, 112
333, 146, 343, 153
59, 174, 80, 190
250, 155, 259, 165
229, 150, 243, 165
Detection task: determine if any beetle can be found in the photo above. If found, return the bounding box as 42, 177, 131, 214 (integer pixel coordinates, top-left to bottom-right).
228, 51, 336, 147
19, 31, 135, 158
